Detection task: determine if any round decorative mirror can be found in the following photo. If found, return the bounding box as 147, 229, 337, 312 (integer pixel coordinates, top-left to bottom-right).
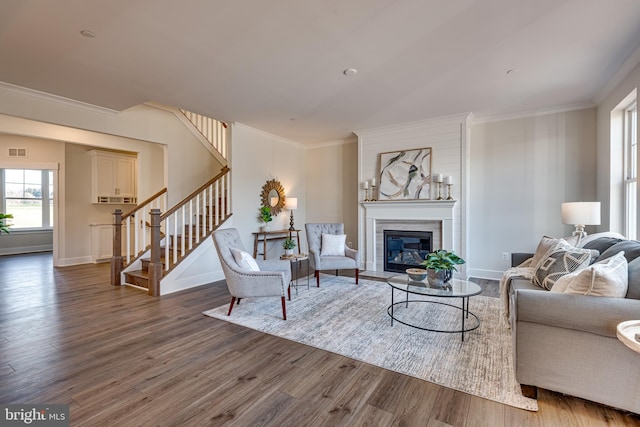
260, 179, 286, 216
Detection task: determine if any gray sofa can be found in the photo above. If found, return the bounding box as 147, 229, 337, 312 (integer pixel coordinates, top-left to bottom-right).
508, 236, 640, 413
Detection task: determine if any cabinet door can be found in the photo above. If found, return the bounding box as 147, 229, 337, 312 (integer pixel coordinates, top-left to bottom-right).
95, 155, 117, 197
115, 158, 136, 197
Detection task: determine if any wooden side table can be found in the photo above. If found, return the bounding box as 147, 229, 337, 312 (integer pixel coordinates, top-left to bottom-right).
252, 229, 301, 259
281, 253, 309, 295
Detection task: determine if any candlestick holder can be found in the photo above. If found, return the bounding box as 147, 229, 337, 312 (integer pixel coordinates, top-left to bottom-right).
436, 182, 443, 200
446, 184, 453, 200
371, 184, 377, 201
363, 188, 370, 202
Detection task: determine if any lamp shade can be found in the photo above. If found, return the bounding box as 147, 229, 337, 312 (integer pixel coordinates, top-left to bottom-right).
561, 202, 601, 225
285, 197, 298, 210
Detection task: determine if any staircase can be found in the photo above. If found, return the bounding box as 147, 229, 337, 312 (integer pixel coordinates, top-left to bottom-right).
111, 108, 231, 295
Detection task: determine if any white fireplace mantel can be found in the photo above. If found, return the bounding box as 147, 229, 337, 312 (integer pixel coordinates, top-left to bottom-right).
361, 200, 456, 271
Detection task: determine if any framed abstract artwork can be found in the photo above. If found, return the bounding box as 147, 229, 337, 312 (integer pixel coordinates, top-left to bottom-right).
379, 148, 432, 200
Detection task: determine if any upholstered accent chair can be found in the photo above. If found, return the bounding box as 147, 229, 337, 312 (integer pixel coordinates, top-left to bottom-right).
212, 228, 292, 320
305, 223, 359, 287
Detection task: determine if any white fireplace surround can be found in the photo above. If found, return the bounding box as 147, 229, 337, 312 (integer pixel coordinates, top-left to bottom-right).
361, 200, 456, 272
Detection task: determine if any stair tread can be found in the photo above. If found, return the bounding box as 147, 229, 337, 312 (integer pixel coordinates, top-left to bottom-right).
125, 270, 149, 278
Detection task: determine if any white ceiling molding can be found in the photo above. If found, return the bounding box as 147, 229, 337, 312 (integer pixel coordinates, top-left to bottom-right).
0, 81, 117, 116
470, 102, 596, 125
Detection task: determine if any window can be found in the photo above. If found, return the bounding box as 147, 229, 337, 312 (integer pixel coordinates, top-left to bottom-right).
624, 102, 638, 239
0, 169, 54, 230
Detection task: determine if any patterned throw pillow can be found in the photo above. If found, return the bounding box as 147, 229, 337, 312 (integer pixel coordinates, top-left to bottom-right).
551, 251, 628, 297
533, 241, 594, 290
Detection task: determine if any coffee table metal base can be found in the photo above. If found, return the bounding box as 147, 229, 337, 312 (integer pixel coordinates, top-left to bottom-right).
388, 297, 480, 342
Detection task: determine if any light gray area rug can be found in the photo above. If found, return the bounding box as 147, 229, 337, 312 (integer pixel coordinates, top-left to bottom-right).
203, 276, 538, 411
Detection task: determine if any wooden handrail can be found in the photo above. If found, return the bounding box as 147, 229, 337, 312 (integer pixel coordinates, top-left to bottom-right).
122, 188, 168, 220
160, 166, 229, 220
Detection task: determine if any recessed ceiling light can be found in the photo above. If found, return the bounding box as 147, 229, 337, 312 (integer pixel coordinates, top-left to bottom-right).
343, 68, 358, 76
80, 30, 96, 38
506, 69, 519, 75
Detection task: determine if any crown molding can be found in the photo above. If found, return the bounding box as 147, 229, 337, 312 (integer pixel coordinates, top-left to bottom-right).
471, 102, 595, 124
354, 112, 472, 139
306, 136, 357, 149
233, 122, 306, 149
0, 81, 118, 115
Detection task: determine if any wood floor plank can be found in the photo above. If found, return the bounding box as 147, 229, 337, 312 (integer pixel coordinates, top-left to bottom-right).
0, 253, 639, 426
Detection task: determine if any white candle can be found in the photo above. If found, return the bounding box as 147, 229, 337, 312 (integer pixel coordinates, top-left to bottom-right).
444, 176, 452, 185
363, 181, 369, 189
371, 177, 376, 187
435, 174, 443, 183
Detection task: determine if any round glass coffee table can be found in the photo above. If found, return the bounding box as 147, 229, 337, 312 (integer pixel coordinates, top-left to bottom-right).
387, 275, 482, 341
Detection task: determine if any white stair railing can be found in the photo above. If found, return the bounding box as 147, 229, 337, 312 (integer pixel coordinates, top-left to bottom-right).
179, 109, 228, 160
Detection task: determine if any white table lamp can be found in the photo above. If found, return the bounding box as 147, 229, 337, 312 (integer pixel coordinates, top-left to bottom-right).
561, 202, 601, 238
285, 197, 298, 231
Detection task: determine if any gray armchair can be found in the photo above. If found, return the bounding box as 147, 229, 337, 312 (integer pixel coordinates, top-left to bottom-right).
305, 223, 359, 287
213, 228, 292, 320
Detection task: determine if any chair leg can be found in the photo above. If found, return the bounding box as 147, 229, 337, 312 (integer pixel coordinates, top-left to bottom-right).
355, 268, 359, 284
288, 285, 291, 301
336, 269, 339, 276
237, 298, 241, 304
227, 296, 236, 316
316, 270, 320, 287
281, 296, 287, 320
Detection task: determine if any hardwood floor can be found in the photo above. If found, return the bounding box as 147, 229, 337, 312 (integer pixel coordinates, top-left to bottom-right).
1, 253, 639, 426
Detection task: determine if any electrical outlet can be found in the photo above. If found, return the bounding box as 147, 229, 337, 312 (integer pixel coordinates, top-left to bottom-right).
502, 252, 510, 261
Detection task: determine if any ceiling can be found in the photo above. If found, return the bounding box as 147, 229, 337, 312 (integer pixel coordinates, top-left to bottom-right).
1, 0, 640, 145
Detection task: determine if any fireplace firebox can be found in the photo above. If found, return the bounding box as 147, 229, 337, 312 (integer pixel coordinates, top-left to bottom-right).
383, 230, 433, 273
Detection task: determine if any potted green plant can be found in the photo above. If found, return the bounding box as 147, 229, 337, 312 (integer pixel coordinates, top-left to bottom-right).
258, 206, 273, 231
282, 237, 297, 256
0, 213, 13, 235
420, 249, 465, 287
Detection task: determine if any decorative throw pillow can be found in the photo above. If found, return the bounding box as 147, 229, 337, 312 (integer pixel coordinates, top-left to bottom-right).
320, 233, 346, 256
530, 236, 561, 268
551, 251, 628, 297
530, 236, 578, 267
230, 248, 260, 271
533, 240, 594, 290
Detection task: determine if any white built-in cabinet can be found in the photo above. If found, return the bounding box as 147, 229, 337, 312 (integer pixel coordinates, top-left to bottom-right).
88, 150, 137, 204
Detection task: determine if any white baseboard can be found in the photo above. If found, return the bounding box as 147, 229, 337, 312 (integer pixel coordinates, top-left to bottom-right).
0, 245, 52, 256
467, 268, 504, 281
55, 256, 93, 266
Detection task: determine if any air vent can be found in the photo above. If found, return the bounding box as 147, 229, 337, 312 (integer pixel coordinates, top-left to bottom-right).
8, 148, 27, 157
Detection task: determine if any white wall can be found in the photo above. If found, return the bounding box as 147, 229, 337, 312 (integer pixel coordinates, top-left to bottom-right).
304, 139, 359, 247
231, 123, 307, 258
469, 108, 597, 279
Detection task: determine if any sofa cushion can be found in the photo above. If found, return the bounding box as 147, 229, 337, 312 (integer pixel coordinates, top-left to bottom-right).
599, 240, 640, 263
533, 240, 594, 290
626, 257, 640, 300
551, 251, 628, 297
582, 237, 626, 257
515, 289, 640, 338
